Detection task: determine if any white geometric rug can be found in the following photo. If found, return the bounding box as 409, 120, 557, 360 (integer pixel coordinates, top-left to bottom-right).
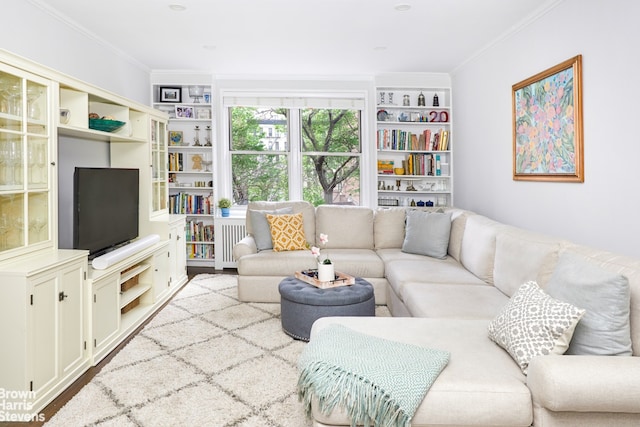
45, 274, 389, 427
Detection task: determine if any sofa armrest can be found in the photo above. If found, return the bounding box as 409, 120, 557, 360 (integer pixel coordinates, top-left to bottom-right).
233, 235, 257, 260
527, 355, 640, 413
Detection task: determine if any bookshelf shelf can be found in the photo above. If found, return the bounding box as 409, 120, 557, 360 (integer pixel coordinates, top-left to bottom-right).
155, 81, 215, 268
375, 83, 453, 208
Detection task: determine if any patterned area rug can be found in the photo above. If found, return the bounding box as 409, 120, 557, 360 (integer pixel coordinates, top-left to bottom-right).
45, 274, 389, 427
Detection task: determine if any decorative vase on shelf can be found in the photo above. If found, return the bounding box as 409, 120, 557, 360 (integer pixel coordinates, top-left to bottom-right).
221, 207, 230, 217
317, 262, 334, 282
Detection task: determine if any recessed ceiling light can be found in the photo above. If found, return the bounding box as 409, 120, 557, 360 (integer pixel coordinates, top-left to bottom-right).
169, 4, 186, 11
394, 4, 411, 11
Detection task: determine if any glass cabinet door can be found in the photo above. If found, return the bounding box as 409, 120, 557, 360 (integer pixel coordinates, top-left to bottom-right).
0, 64, 51, 258
150, 118, 168, 214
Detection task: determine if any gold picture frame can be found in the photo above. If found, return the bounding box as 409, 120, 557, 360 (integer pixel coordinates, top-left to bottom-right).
512, 55, 584, 182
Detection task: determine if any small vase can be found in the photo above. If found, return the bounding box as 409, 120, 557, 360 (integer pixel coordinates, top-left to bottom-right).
221, 207, 230, 217
317, 263, 334, 282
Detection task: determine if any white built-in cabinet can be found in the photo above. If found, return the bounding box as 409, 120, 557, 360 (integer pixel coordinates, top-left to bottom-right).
0, 49, 188, 419
375, 80, 453, 208
89, 241, 169, 364
0, 250, 89, 418
151, 81, 216, 268
0, 61, 53, 262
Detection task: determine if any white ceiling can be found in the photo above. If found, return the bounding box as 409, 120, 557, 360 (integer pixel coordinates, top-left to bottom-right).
31, 0, 559, 76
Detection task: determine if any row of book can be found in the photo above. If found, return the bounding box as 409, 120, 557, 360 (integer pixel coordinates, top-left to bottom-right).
377, 128, 450, 151
406, 153, 443, 176
168, 152, 184, 172
186, 244, 214, 260
169, 192, 214, 215
186, 219, 214, 242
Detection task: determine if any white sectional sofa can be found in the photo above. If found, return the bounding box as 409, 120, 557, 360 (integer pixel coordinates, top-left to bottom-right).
233, 201, 640, 426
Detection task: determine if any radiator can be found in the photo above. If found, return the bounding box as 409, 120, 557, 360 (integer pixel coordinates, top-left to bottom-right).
214, 217, 246, 269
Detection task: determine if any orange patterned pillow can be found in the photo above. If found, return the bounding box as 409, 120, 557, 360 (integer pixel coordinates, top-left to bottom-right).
266, 213, 307, 252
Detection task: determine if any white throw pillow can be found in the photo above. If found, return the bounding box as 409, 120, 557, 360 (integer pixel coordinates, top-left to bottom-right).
488, 281, 585, 374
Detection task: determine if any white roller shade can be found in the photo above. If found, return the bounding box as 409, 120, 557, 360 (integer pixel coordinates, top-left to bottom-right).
222, 93, 365, 110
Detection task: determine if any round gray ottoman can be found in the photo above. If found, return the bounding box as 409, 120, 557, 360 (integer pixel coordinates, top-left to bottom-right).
278, 276, 375, 341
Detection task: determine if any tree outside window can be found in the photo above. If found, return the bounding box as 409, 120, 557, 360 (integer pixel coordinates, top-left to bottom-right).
230, 106, 361, 206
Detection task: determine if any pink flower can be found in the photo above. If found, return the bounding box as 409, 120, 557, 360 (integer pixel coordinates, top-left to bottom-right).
313, 233, 331, 264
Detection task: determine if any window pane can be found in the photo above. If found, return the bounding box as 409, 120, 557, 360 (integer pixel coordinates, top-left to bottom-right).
303, 155, 360, 205
230, 106, 290, 205
230, 107, 288, 152
300, 109, 361, 206
301, 109, 361, 153
231, 154, 288, 204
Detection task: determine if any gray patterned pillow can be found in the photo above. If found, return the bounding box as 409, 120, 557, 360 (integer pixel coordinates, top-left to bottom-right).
488, 281, 585, 374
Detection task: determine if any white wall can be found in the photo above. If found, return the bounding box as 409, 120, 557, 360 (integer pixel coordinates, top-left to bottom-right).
2, 1, 150, 104
452, 0, 640, 257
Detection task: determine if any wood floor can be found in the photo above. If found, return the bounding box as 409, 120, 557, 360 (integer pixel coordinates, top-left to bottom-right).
20, 268, 236, 427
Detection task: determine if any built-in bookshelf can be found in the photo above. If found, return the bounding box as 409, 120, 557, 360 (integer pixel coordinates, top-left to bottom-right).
152, 82, 215, 267
375, 84, 453, 208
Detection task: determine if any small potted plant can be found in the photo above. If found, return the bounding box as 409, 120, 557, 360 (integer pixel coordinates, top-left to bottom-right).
218, 198, 232, 217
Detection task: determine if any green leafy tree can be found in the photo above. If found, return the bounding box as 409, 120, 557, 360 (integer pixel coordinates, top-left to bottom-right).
301, 109, 360, 204
230, 107, 360, 206
230, 107, 287, 204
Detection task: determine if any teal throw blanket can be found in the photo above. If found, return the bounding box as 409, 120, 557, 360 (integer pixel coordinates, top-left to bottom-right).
298, 324, 450, 427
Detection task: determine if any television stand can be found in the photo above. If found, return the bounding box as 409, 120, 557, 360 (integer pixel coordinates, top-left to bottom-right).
87, 238, 178, 364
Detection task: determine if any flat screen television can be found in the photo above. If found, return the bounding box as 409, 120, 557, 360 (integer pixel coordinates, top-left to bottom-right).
73, 167, 139, 258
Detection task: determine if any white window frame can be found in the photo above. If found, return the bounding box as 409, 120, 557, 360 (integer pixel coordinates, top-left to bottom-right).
217, 87, 374, 208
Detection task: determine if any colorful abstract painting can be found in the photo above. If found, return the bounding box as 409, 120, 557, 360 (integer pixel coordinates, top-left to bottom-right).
512, 55, 583, 182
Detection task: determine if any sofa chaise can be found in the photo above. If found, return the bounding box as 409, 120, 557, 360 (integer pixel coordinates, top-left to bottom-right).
233, 201, 640, 426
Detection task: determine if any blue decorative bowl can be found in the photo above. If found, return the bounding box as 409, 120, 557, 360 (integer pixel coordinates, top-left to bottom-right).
89, 118, 126, 133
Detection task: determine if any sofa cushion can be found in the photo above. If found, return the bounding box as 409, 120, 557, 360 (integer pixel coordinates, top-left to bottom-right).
403, 283, 509, 319
488, 281, 585, 374
248, 207, 293, 251
402, 210, 452, 259
447, 209, 473, 262
311, 317, 532, 427
460, 215, 504, 284
373, 207, 406, 249
247, 201, 316, 247
236, 250, 316, 276
493, 227, 561, 297
321, 249, 385, 278
385, 255, 486, 302
266, 213, 308, 252
315, 205, 374, 249
545, 252, 632, 356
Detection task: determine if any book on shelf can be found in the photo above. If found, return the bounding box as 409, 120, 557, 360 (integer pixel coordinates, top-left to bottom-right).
186, 219, 214, 242
377, 128, 449, 151
187, 243, 214, 260
377, 160, 394, 174
168, 152, 184, 171
406, 153, 446, 176
169, 192, 213, 215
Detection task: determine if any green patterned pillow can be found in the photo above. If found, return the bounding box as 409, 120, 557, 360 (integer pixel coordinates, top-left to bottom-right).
488, 281, 585, 374
266, 213, 308, 252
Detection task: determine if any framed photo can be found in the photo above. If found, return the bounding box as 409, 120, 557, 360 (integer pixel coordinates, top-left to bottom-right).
175, 105, 194, 119
196, 107, 211, 120
159, 86, 182, 103
512, 55, 583, 182
169, 130, 183, 145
